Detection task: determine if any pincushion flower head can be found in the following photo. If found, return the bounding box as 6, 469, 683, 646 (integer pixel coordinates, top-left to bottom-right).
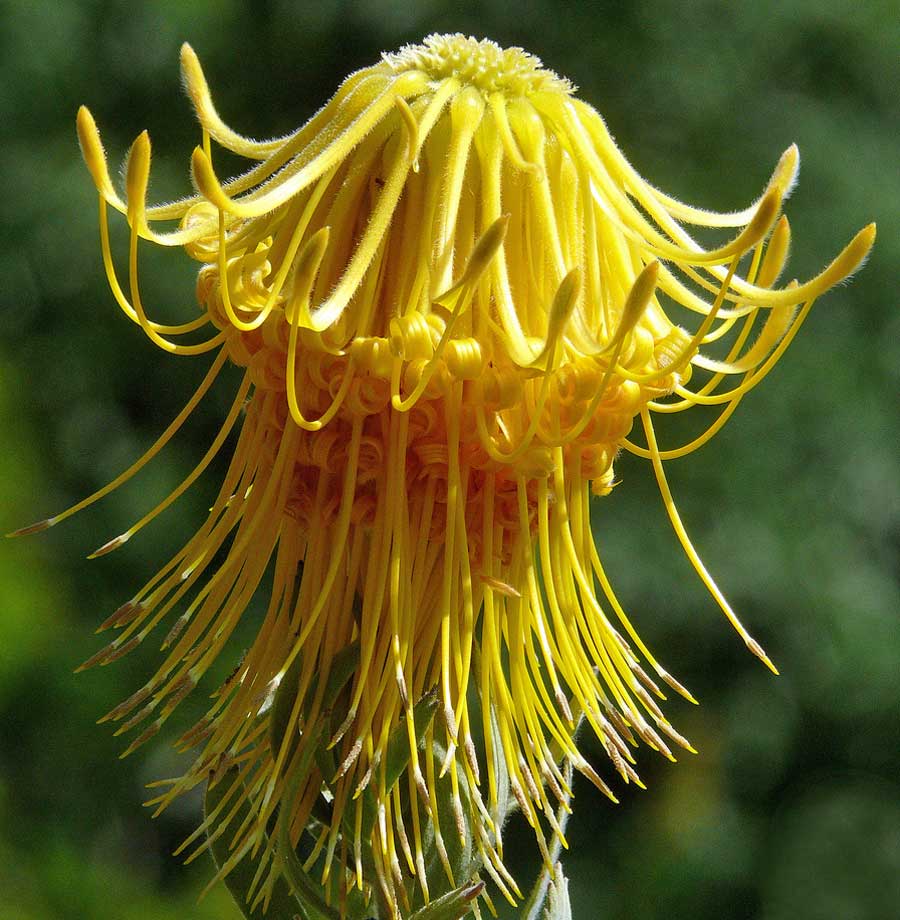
17, 33, 874, 919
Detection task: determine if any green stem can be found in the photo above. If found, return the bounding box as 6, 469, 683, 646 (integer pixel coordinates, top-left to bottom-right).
520, 759, 574, 920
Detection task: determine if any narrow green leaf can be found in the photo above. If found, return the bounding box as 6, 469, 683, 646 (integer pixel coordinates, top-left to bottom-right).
205, 770, 304, 920
473, 644, 515, 829
270, 641, 360, 778
385, 688, 439, 791
360, 688, 439, 839
277, 773, 342, 920
419, 741, 477, 905
542, 866, 572, 920
269, 653, 304, 761
487, 695, 515, 827
408, 881, 484, 920
320, 640, 361, 716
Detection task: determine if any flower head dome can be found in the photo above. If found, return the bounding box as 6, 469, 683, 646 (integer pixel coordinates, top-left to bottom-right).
23, 33, 873, 917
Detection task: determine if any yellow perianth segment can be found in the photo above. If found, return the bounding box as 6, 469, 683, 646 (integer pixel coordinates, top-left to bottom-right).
57, 34, 874, 918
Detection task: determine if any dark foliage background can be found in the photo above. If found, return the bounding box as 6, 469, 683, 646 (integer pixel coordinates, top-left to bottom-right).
1, 1, 897, 918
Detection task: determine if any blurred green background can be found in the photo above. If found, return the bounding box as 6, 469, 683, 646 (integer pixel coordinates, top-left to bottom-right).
1, 1, 897, 918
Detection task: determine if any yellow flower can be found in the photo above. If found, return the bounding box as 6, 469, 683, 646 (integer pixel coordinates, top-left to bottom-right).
19, 33, 873, 917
